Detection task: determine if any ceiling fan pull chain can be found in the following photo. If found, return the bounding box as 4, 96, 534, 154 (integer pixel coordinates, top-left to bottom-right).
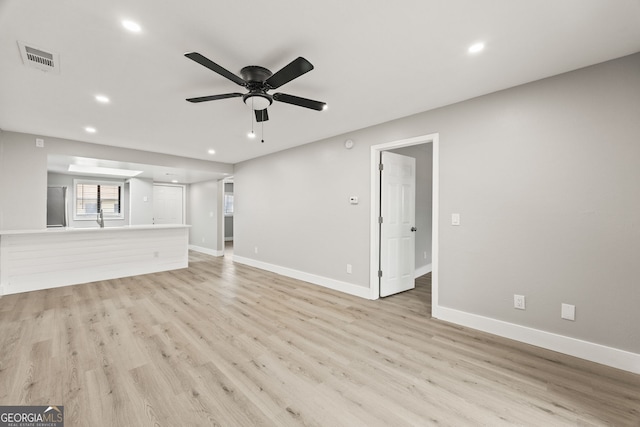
251, 98, 255, 135
261, 120, 265, 143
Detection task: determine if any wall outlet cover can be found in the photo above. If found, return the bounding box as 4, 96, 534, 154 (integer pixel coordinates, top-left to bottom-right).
514, 294, 526, 310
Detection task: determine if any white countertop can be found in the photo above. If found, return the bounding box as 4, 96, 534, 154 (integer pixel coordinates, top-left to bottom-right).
0, 224, 191, 235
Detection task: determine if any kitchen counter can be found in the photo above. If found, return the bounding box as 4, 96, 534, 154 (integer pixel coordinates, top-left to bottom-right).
0, 224, 190, 235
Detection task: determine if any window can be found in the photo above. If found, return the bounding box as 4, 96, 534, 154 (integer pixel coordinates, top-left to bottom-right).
74, 179, 124, 220
224, 193, 234, 216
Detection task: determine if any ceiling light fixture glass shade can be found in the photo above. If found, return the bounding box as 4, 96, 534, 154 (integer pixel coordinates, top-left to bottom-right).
244, 94, 272, 110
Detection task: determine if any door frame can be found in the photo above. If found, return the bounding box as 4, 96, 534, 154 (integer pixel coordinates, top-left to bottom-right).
369, 133, 439, 305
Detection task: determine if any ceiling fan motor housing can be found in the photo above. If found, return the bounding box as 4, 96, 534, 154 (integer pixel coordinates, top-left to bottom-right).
241, 66, 274, 110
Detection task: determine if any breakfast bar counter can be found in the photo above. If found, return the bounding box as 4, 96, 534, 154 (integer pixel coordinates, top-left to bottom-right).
0, 224, 190, 295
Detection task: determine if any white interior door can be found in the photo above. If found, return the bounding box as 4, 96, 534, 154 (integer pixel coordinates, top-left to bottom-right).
153, 185, 184, 224
380, 151, 416, 297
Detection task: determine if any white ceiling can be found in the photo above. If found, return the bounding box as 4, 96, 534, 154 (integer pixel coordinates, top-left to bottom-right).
1, 0, 639, 166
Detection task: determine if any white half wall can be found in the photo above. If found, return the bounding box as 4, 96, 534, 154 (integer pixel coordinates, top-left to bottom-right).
0, 226, 189, 295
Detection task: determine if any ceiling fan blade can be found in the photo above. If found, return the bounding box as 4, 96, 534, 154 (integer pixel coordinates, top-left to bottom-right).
185, 52, 246, 86
265, 57, 314, 89
255, 109, 269, 122
273, 93, 326, 111
186, 93, 243, 103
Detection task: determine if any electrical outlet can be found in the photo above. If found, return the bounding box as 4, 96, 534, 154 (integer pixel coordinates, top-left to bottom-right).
254, 246, 258, 254
202, 237, 205, 243
514, 294, 526, 310
346, 264, 352, 274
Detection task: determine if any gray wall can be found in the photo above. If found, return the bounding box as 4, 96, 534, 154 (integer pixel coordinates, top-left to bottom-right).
129, 178, 154, 225
224, 216, 234, 240
234, 53, 640, 353
390, 144, 433, 272
235, 136, 371, 285
188, 180, 220, 252
0, 130, 48, 229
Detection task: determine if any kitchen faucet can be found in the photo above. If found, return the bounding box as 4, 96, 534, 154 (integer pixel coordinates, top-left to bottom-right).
97, 208, 104, 228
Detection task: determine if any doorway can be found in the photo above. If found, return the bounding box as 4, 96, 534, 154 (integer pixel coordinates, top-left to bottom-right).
369, 133, 439, 305
222, 177, 234, 257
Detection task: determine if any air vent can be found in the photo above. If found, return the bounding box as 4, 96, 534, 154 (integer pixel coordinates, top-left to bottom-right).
17, 41, 60, 74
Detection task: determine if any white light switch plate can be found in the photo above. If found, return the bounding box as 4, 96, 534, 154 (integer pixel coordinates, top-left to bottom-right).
451, 213, 460, 226
561, 303, 575, 321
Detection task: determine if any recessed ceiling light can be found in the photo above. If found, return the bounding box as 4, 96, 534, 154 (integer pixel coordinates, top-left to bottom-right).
207, 149, 216, 155
68, 165, 142, 177
122, 20, 142, 33
171, 179, 178, 183
468, 42, 485, 54
95, 94, 110, 104
84, 126, 96, 133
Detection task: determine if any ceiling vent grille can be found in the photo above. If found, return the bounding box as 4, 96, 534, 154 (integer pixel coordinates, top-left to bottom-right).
18, 41, 60, 74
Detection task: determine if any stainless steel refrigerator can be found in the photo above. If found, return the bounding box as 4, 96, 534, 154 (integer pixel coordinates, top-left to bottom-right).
47, 186, 68, 227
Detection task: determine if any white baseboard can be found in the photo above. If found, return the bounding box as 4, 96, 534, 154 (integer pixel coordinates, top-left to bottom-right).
432, 305, 640, 375
189, 245, 224, 257
415, 263, 432, 278
233, 256, 371, 299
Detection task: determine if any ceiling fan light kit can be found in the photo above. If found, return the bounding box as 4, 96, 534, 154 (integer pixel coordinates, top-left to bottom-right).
243, 93, 272, 110
185, 52, 326, 129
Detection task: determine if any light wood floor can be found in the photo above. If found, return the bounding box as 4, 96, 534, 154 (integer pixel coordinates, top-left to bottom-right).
1, 251, 639, 426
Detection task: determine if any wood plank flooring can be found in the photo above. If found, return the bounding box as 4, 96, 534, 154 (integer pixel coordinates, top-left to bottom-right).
1, 250, 639, 426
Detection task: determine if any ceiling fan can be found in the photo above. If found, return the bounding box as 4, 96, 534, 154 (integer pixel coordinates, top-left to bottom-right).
185, 52, 327, 122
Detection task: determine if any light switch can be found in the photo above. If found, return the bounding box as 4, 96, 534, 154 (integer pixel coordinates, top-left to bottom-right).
561, 303, 575, 321
35, 138, 44, 148
349, 196, 358, 205
451, 213, 461, 226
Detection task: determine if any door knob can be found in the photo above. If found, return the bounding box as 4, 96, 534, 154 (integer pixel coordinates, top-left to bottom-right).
411, 227, 417, 232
